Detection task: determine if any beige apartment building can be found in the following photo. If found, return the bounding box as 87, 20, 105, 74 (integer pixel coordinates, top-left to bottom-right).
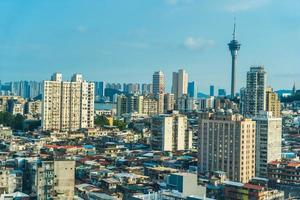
164, 93, 175, 113
42, 73, 94, 131
266, 87, 281, 118
151, 112, 192, 152
198, 112, 256, 183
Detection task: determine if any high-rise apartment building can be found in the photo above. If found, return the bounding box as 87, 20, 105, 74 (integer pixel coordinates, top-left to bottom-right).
177, 95, 197, 113
172, 69, 188, 99
164, 93, 175, 113
266, 87, 281, 118
123, 83, 140, 94
151, 113, 192, 151
141, 83, 153, 95
142, 95, 158, 116
198, 112, 256, 183
156, 93, 164, 114
116, 94, 129, 116
152, 71, 165, 94
241, 66, 267, 117
188, 81, 197, 98
116, 94, 158, 116
106, 83, 122, 91
42, 73, 94, 131
9, 81, 42, 99
31, 160, 75, 200
254, 112, 282, 177
94, 81, 105, 99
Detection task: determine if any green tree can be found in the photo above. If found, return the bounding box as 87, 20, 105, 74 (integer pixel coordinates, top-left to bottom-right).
0, 112, 25, 130
113, 119, 127, 130
94, 115, 109, 127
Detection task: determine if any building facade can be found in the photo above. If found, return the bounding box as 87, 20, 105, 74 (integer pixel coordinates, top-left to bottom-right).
151, 113, 192, 152
241, 66, 267, 117
42, 73, 94, 131
31, 160, 75, 200
266, 87, 281, 118
198, 112, 256, 183
152, 71, 165, 95
172, 69, 188, 100
254, 112, 282, 177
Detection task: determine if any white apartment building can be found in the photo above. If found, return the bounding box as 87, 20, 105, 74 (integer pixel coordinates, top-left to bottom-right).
242, 66, 267, 117
42, 73, 94, 131
254, 111, 282, 177
151, 112, 192, 152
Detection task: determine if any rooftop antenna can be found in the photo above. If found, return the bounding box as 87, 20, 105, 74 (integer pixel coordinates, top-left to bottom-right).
233, 17, 236, 40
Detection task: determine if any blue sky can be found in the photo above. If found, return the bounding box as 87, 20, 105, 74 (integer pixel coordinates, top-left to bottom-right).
0, 0, 299, 93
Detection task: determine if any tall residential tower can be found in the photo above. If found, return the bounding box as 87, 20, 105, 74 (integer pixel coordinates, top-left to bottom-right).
228, 19, 241, 99
172, 69, 188, 100
152, 71, 165, 95
42, 73, 94, 131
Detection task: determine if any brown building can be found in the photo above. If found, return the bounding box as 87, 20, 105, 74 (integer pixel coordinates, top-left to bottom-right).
268, 160, 300, 185
224, 181, 284, 200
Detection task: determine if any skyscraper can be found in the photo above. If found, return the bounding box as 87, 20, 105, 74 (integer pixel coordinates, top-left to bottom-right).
198, 112, 256, 183
42, 73, 94, 131
123, 83, 140, 94
218, 89, 226, 97
141, 83, 153, 95
242, 66, 267, 117
94, 81, 105, 98
188, 81, 197, 98
152, 71, 165, 94
209, 85, 215, 97
228, 19, 241, 99
172, 69, 188, 99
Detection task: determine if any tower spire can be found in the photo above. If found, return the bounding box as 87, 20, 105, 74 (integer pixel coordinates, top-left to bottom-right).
233, 17, 236, 40
228, 17, 241, 99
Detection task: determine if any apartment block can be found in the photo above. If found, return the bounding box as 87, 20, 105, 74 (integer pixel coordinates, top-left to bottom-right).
42, 73, 94, 131
151, 112, 192, 152
198, 112, 256, 183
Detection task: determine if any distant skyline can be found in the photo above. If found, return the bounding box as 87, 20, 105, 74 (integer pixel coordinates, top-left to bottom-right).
0, 0, 299, 93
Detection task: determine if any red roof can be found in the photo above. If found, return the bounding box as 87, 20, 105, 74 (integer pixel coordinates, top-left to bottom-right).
244, 183, 264, 191
44, 144, 82, 149
287, 162, 300, 167
268, 160, 282, 165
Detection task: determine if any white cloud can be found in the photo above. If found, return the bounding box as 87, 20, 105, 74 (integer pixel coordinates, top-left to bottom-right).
76, 25, 87, 33
183, 37, 215, 51
225, 0, 269, 12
